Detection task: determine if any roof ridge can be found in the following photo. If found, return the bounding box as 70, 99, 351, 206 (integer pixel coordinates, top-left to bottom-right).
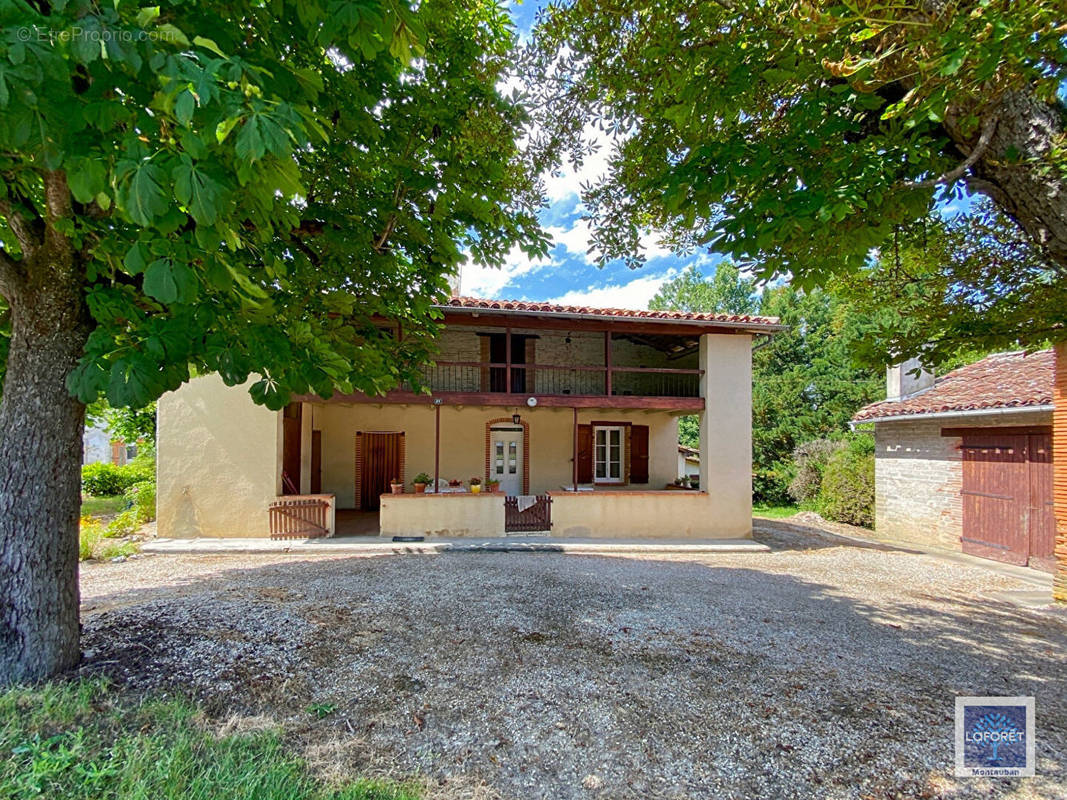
441, 295, 782, 325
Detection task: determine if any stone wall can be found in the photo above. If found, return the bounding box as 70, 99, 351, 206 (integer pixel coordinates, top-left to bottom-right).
874, 410, 1052, 549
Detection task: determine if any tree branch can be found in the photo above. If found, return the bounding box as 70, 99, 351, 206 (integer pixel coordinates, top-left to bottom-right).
902, 114, 998, 190
0, 198, 41, 256
0, 246, 24, 302
42, 170, 73, 259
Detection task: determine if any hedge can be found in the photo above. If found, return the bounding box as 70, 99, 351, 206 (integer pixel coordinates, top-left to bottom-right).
81, 462, 154, 497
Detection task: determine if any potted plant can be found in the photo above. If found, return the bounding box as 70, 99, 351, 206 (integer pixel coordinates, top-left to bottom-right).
389, 477, 404, 494
486, 478, 500, 493
469, 477, 482, 494
448, 478, 462, 489
412, 472, 431, 493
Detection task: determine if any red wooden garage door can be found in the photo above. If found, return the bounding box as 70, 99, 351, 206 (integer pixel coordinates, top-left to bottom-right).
960, 431, 1055, 570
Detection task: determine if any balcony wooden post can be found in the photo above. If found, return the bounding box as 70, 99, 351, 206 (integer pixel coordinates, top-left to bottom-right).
434, 401, 441, 492
605, 331, 613, 396
572, 406, 579, 491
505, 326, 512, 394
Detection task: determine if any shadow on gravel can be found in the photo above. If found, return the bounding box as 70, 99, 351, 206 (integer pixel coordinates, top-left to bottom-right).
753, 517, 925, 554
76, 552, 1067, 800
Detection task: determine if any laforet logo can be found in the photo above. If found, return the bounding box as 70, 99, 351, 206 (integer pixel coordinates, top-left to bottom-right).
955, 697, 1035, 778
965, 712, 1024, 764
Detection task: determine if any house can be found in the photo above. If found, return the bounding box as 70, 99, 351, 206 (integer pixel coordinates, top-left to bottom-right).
83, 423, 137, 466
852, 350, 1054, 571
677, 445, 700, 484
157, 297, 784, 539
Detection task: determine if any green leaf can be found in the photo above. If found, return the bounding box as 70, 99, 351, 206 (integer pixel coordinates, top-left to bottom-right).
154, 23, 190, 47
939, 50, 966, 76
193, 36, 227, 57
123, 243, 149, 275
175, 90, 196, 127
67, 159, 108, 204
144, 258, 198, 303
173, 158, 223, 224
136, 6, 161, 27
215, 116, 241, 144
118, 161, 169, 226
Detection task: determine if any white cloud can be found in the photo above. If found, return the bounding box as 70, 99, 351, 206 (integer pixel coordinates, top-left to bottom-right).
544, 217, 596, 264
458, 245, 553, 298
544, 270, 677, 311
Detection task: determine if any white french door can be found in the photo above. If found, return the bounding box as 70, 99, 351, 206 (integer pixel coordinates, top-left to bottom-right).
594, 426, 623, 483
491, 427, 523, 495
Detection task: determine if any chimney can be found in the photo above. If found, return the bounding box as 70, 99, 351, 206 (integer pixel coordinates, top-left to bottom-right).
447, 268, 462, 299
886, 357, 935, 402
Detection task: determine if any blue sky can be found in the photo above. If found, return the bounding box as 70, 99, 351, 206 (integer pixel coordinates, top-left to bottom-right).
458, 0, 722, 309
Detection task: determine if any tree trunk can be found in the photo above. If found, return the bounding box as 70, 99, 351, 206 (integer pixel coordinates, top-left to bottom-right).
0, 256, 90, 684
946, 89, 1067, 274
944, 91, 1067, 602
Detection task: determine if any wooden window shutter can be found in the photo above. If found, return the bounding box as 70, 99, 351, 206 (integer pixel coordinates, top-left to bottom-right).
630, 425, 650, 484
576, 424, 593, 483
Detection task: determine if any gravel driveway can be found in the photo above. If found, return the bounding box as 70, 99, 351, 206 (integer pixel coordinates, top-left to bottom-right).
79, 527, 1067, 800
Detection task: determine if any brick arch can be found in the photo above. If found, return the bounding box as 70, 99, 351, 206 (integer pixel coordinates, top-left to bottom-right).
485, 417, 530, 495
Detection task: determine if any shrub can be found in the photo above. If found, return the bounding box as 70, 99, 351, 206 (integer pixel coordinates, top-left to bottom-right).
818, 436, 875, 527
753, 461, 794, 506
81, 461, 155, 497
787, 439, 842, 503
124, 480, 156, 525
81, 463, 127, 497
105, 510, 140, 538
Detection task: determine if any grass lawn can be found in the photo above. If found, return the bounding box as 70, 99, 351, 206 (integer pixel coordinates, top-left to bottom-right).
751, 503, 799, 519
0, 680, 418, 800
80, 495, 127, 519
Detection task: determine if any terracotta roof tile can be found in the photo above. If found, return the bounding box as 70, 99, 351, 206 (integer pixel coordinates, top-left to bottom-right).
852, 350, 1054, 422
440, 296, 782, 327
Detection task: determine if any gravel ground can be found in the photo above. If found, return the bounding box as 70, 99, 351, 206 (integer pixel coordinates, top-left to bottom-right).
78, 525, 1067, 800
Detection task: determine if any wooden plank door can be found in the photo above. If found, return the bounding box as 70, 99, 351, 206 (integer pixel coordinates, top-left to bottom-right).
360, 432, 403, 511
1027, 433, 1055, 572
310, 430, 322, 494
960, 434, 1029, 566
281, 403, 302, 494
630, 424, 650, 484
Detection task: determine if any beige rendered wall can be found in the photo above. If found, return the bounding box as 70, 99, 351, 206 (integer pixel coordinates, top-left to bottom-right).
874, 410, 1052, 549
157, 374, 279, 538
306, 403, 681, 507
380, 494, 505, 537
551, 492, 735, 538
698, 333, 753, 537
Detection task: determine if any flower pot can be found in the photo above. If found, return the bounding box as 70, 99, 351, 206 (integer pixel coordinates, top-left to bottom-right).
390, 484, 403, 495
470, 484, 482, 494
414, 483, 427, 494
487, 484, 499, 493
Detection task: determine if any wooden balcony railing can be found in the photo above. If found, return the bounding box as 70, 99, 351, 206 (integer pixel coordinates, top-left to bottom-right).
413, 362, 702, 398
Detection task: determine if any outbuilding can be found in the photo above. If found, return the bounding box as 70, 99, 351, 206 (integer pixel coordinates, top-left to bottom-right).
853, 350, 1054, 571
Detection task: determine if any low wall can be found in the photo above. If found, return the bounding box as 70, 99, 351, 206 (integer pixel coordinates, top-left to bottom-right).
380, 494, 505, 538
549, 491, 750, 539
